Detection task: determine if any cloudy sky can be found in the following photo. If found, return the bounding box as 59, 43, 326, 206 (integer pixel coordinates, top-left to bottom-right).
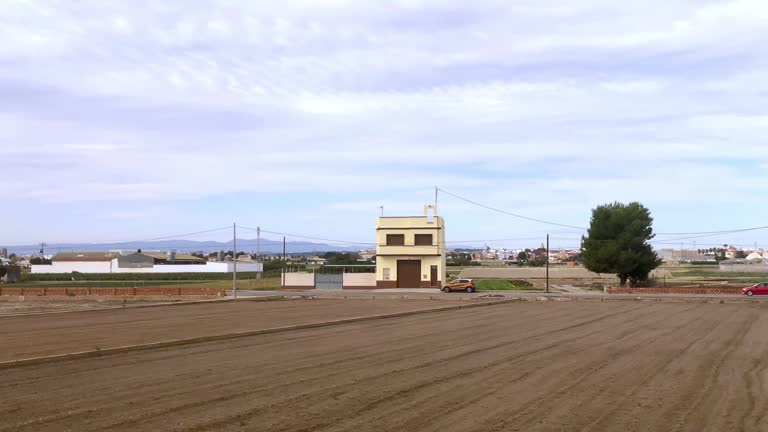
2, 0, 768, 250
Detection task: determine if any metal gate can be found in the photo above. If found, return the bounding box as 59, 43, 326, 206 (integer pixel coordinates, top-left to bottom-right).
315, 273, 343, 289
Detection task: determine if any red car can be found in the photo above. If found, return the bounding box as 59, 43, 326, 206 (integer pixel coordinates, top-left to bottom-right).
743, 283, 768, 296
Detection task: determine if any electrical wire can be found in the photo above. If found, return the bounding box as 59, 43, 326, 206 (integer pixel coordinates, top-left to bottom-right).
438, 187, 768, 238
437, 188, 588, 230
239, 226, 374, 246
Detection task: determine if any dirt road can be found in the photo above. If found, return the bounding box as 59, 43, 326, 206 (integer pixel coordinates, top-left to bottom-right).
2, 301, 767, 431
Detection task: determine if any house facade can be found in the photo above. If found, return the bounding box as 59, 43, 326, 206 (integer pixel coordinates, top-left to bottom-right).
375, 205, 446, 288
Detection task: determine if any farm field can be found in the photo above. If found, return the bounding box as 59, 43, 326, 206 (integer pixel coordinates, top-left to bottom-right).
1, 299, 767, 431
0, 298, 461, 363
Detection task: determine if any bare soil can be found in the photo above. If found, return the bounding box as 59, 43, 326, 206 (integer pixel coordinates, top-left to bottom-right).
0, 298, 182, 316
0, 298, 460, 362
1, 301, 767, 431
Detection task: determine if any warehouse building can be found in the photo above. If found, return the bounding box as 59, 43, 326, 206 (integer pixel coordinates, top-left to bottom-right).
32, 251, 262, 274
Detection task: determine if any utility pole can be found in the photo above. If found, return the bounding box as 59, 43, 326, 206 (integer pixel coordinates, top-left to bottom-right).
232, 223, 237, 299
546, 234, 550, 294
39, 242, 47, 257
379, 206, 384, 217
282, 236, 287, 288
256, 226, 262, 280
435, 186, 438, 208
256, 226, 261, 260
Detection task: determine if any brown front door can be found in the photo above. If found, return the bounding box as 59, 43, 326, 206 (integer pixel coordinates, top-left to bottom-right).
430, 265, 438, 287
397, 260, 421, 288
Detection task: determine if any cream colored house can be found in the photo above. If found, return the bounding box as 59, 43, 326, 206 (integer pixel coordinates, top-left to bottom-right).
376, 205, 446, 288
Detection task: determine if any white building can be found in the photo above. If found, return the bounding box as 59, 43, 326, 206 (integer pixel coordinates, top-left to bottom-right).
31, 252, 263, 274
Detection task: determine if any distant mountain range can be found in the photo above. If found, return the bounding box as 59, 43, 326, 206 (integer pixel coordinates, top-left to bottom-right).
6, 238, 365, 256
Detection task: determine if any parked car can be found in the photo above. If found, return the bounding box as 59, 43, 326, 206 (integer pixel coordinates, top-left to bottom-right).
742, 283, 768, 296
443, 279, 476, 293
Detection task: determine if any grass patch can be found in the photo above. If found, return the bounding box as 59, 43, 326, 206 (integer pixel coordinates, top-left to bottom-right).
476, 279, 538, 291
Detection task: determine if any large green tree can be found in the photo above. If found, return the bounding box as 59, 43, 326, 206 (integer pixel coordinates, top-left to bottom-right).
581, 202, 662, 287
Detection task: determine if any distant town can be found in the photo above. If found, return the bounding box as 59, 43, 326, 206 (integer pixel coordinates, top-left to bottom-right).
2, 243, 766, 275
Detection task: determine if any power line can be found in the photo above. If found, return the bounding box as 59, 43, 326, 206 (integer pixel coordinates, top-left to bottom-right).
445, 237, 559, 244
140, 226, 233, 242
653, 226, 768, 240
239, 226, 374, 246
438, 188, 768, 237
437, 188, 588, 230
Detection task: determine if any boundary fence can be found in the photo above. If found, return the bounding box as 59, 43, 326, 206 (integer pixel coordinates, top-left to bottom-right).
0, 287, 225, 297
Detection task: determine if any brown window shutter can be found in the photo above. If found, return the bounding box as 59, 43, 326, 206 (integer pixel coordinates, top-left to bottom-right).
415, 234, 433, 246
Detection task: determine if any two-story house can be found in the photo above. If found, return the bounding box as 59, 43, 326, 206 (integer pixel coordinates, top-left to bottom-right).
376, 205, 446, 288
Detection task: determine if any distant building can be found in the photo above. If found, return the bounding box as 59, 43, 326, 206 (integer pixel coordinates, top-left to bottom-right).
37, 252, 121, 273
657, 248, 713, 262
1, 248, 7, 259
359, 249, 376, 261
116, 252, 206, 269
375, 205, 445, 288
32, 251, 262, 274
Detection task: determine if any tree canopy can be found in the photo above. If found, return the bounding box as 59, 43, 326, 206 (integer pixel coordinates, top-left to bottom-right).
581, 202, 662, 287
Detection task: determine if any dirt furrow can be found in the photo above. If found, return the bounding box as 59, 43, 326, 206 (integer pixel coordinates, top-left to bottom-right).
2, 301, 767, 432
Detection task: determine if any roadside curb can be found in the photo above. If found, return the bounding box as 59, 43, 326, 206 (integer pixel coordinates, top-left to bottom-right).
0, 298, 514, 370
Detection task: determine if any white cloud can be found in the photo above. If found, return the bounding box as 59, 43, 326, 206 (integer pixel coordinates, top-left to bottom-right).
1, 0, 768, 243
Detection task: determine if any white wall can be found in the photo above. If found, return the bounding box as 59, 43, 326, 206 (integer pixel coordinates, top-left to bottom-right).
113, 261, 263, 273
343, 273, 376, 287
282, 273, 315, 287
31, 261, 113, 274
32, 261, 263, 274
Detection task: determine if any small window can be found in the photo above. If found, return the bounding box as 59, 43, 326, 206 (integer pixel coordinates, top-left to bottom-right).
386, 234, 405, 246
415, 234, 433, 246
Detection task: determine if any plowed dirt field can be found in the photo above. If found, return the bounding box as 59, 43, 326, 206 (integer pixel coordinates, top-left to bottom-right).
1, 300, 766, 431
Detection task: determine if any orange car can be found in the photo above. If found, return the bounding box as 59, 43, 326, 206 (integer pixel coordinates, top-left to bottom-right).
442, 279, 476, 293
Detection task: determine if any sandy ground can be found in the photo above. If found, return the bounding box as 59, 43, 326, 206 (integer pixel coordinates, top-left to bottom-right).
0, 298, 463, 362
1, 301, 767, 431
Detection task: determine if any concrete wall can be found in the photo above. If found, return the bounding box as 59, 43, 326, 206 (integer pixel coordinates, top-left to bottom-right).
609, 287, 742, 295
32, 261, 263, 274
719, 262, 768, 273
32, 261, 113, 274
343, 273, 376, 288
282, 273, 315, 288
0, 287, 224, 297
